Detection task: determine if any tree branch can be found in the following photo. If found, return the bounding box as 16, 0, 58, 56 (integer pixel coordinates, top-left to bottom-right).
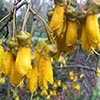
0, 17, 12, 32
58, 64, 96, 72
0, 1, 28, 33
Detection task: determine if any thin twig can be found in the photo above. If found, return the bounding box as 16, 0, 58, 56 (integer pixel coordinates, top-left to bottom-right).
92, 47, 100, 56
0, 1, 27, 24
0, 24, 9, 40
31, 20, 35, 35
6, 25, 9, 37
16, 1, 28, 11
83, 79, 92, 94
58, 64, 96, 72
0, 13, 11, 24
14, 0, 21, 5
0, 18, 12, 32
30, 93, 33, 100
85, 54, 91, 61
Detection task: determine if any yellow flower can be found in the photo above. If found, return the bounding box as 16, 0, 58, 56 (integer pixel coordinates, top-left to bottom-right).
80, 74, 84, 79
46, 95, 51, 99
15, 96, 19, 100
50, 90, 57, 96
57, 80, 61, 86
70, 76, 74, 80
69, 71, 74, 76
0, 77, 5, 84
52, 83, 58, 89
72, 83, 80, 90
73, 76, 78, 82
41, 89, 48, 96
96, 67, 100, 77
59, 56, 66, 67
62, 84, 67, 91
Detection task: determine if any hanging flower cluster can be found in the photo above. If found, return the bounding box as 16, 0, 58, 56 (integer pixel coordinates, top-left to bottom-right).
47, 0, 100, 60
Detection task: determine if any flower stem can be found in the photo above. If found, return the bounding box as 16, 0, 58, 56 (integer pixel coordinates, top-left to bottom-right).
29, 6, 56, 44
30, 93, 33, 100
13, 7, 17, 38
22, 3, 30, 31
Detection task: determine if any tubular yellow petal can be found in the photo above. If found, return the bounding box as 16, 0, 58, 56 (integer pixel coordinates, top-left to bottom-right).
50, 5, 65, 36
38, 63, 44, 89
0, 45, 4, 72
86, 14, 100, 44
56, 15, 67, 53
27, 66, 38, 93
2, 50, 13, 76
38, 60, 48, 89
10, 60, 24, 86
43, 58, 54, 84
80, 25, 89, 51
15, 46, 32, 76
66, 20, 78, 46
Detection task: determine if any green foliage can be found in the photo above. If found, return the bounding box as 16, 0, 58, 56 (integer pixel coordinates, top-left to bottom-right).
0, 0, 8, 19
0, 0, 9, 38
